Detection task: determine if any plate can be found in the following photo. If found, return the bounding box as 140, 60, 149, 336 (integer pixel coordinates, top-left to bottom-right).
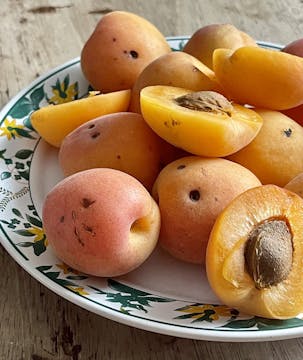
1, 37, 302, 342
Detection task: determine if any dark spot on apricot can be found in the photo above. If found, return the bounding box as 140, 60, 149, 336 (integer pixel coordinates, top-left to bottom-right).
88, 124, 95, 129
72, 211, 76, 221
74, 227, 84, 246
130, 50, 138, 59
117, 155, 121, 159
113, 37, 116, 42
83, 224, 95, 235
177, 165, 186, 170
81, 198, 96, 208
189, 190, 200, 201
60, 216, 65, 223
284, 128, 292, 137
91, 132, 100, 139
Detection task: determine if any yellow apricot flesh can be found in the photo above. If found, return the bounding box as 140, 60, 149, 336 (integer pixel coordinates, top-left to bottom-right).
140, 85, 263, 157
31, 89, 131, 147
213, 47, 303, 110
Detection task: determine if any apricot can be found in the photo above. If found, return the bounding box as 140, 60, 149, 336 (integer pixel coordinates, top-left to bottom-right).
183, 23, 257, 70
42, 168, 160, 277
128, 51, 222, 113
228, 110, 303, 187
282, 104, 303, 127
152, 156, 261, 264
59, 112, 167, 191
140, 86, 263, 157
285, 173, 303, 198
30, 89, 131, 147
206, 184, 303, 319
213, 46, 303, 110
80, 11, 171, 92
282, 37, 303, 57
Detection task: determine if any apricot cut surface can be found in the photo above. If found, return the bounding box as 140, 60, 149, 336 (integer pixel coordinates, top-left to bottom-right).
206, 184, 303, 319
213, 47, 303, 110
30, 89, 131, 147
140, 86, 263, 157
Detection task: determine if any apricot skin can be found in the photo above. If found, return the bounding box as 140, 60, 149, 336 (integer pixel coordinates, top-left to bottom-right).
42, 168, 160, 277
206, 184, 303, 319
59, 112, 166, 192
183, 23, 257, 70
80, 11, 171, 92
152, 156, 261, 265
213, 46, 303, 110
128, 51, 222, 113
228, 110, 303, 187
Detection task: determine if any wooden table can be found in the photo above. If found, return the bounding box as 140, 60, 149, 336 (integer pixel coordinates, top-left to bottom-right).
2, 1, 303, 359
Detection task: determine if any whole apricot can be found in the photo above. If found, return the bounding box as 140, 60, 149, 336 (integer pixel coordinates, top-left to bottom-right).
129, 51, 222, 113
140, 85, 263, 157
228, 110, 303, 187
206, 184, 303, 319
59, 112, 166, 191
152, 156, 261, 265
80, 11, 171, 92
42, 168, 160, 277
183, 23, 257, 70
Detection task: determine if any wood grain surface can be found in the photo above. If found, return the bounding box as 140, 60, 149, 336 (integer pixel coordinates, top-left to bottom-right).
2, 1, 303, 359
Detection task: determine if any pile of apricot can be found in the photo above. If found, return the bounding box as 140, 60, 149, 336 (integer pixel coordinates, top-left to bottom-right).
33, 11, 303, 320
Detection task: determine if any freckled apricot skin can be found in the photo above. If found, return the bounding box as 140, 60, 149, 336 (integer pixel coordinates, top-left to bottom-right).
59, 112, 165, 192
152, 156, 261, 264
183, 23, 257, 70
213, 47, 303, 110
42, 168, 160, 277
129, 51, 222, 113
140, 85, 263, 157
80, 11, 171, 92
228, 110, 303, 187
206, 184, 303, 319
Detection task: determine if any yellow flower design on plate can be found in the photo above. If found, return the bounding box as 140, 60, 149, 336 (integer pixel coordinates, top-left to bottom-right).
0, 118, 25, 140
48, 75, 78, 105
175, 303, 239, 322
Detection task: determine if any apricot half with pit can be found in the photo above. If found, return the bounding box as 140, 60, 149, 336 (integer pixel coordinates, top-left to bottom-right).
206, 184, 303, 319
140, 86, 263, 157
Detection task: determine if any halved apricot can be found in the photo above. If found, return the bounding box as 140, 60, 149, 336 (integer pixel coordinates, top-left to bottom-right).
140, 86, 263, 157
206, 184, 303, 319
213, 47, 303, 110
31, 89, 131, 147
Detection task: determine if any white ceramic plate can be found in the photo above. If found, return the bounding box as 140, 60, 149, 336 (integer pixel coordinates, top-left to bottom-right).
1, 37, 302, 342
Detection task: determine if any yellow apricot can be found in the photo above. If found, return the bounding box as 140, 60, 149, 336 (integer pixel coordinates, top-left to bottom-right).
228, 109, 303, 187
140, 85, 263, 157
213, 47, 303, 110
31, 89, 131, 147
